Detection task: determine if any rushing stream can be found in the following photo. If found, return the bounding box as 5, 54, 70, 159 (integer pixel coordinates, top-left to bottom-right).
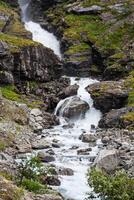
18, 0, 102, 199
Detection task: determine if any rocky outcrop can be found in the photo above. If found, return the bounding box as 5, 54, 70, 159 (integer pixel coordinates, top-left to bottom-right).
57, 96, 89, 119
29, 108, 59, 131
99, 107, 134, 129
0, 41, 62, 85
86, 81, 128, 113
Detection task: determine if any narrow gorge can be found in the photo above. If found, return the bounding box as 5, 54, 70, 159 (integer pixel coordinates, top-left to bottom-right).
0, 0, 134, 200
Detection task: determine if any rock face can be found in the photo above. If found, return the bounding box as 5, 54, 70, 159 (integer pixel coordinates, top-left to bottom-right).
57, 96, 89, 119
0, 41, 62, 84
94, 149, 120, 174
86, 81, 128, 113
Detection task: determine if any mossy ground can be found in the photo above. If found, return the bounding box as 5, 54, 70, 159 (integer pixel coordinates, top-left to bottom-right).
0, 1, 38, 52
0, 85, 44, 108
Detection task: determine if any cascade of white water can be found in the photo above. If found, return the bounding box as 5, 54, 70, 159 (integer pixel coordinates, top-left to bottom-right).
18, 1, 102, 199
18, 0, 61, 59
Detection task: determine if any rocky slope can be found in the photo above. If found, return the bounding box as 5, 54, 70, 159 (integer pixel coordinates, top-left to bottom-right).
0, 0, 134, 199
25, 0, 134, 175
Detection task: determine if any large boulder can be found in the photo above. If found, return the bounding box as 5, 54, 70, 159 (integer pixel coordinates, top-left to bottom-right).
99, 107, 134, 129
93, 149, 120, 174
57, 96, 89, 119
86, 81, 128, 113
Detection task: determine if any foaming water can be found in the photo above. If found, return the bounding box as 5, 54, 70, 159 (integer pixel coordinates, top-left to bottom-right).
43, 77, 102, 200
18, 0, 61, 59
18, 0, 102, 199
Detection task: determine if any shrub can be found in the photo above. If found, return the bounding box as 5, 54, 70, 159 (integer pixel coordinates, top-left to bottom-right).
16, 156, 44, 185
87, 168, 134, 200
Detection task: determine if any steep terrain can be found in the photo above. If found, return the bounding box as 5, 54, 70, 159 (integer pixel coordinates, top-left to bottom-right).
0, 0, 134, 199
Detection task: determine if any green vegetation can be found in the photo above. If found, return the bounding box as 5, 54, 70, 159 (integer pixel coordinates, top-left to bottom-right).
0, 33, 37, 52
0, 85, 44, 108
65, 43, 90, 54
21, 179, 46, 193
87, 168, 134, 200
16, 156, 49, 193
1, 85, 21, 101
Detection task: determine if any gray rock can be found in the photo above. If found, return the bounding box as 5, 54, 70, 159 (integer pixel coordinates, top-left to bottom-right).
80, 134, 97, 143
32, 139, 51, 150
30, 108, 42, 117
64, 84, 79, 97
94, 149, 120, 173
37, 151, 55, 162
77, 148, 92, 155
58, 167, 74, 176
57, 96, 89, 119
69, 5, 103, 14
42, 175, 61, 186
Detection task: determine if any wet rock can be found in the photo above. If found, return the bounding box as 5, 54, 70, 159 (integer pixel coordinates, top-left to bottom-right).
101, 136, 110, 144
64, 84, 79, 97
32, 139, 51, 150
42, 175, 61, 186
57, 96, 89, 119
86, 81, 128, 113
46, 149, 55, 155
52, 143, 60, 148
80, 134, 97, 143
93, 149, 120, 174
58, 167, 74, 176
37, 151, 55, 162
77, 148, 92, 155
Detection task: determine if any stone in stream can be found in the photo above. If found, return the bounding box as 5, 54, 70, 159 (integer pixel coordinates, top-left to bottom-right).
79, 133, 97, 143
58, 167, 74, 176
64, 84, 79, 97
32, 139, 51, 150
77, 148, 92, 155
37, 151, 55, 163
57, 96, 89, 119
41, 175, 61, 186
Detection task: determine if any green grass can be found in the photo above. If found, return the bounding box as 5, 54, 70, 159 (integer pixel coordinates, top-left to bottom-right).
21, 179, 47, 193
0, 33, 37, 52
65, 43, 90, 54
0, 85, 21, 102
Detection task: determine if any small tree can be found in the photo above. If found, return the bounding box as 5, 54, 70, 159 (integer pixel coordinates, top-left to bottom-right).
87, 168, 134, 200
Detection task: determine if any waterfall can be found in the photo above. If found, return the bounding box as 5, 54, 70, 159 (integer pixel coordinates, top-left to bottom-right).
18, 0, 62, 59
18, 1, 102, 199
